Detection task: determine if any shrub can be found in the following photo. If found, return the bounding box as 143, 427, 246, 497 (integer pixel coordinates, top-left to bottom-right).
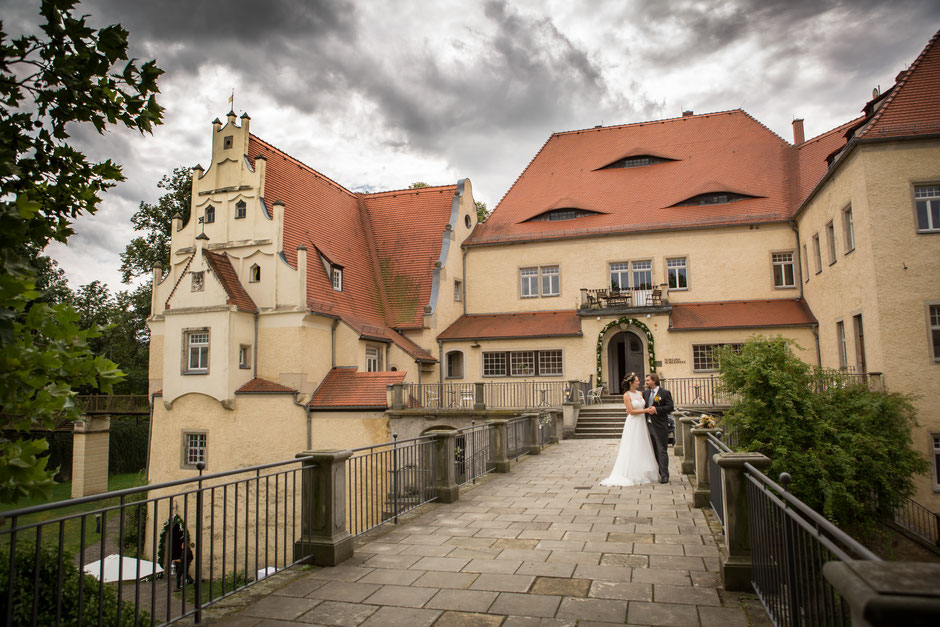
0, 541, 149, 626
717, 336, 928, 537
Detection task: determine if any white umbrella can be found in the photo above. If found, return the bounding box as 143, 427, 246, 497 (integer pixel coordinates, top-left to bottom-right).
83, 554, 164, 583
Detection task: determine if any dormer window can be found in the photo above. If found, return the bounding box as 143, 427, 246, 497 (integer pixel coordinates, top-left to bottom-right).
204, 206, 215, 223
249, 264, 261, 283
598, 155, 675, 170
525, 208, 601, 222
672, 192, 757, 207
332, 266, 343, 291
235, 201, 246, 219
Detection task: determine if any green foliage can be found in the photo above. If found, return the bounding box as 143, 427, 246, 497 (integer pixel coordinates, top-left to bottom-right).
0, 541, 149, 626
718, 336, 928, 536
0, 0, 163, 503
475, 200, 489, 223
108, 419, 149, 474
408, 181, 430, 188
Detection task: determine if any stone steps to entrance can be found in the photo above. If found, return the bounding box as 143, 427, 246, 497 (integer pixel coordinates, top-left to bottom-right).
574, 403, 626, 439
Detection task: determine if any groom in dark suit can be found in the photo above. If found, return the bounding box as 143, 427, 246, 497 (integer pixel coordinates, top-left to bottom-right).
644, 373, 674, 483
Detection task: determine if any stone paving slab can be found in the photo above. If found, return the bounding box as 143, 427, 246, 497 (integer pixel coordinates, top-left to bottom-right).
207, 439, 770, 626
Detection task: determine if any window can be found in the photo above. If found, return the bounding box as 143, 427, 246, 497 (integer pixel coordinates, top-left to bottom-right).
454, 280, 462, 302
182, 432, 207, 469
632, 260, 652, 290
520, 266, 558, 298
464, 214, 472, 228
692, 343, 743, 372
223, 135, 233, 150
204, 206, 215, 224
843, 205, 855, 252
812, 234, 822, 274
525, 208, 601, 222
928, 304, 940, 362
914, 185, 940, 232
185, 330, 209, 373
249, 264, 261, 283
599, 154, 674, 169
932, 434, 940, 491
235, 201, 246, 219
610, 260, 652, 291
610, 262, 630, 291
191, 271, 204, 292
802, 243, 810, 283
666, 258, 688, 290
446, 351, 464, 378
482, 350, 563, 377
771, 252, 795, 288
826, 221, 837, 265
836, 321, 848, 369
332, 266, 343, 291
365, 345, 381, 372
853, 314, 866, 373
239, 345, 251, 370
673, 192, 756, 206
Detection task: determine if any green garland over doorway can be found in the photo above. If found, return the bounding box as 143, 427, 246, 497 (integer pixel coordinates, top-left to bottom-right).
596, 317, 656, 386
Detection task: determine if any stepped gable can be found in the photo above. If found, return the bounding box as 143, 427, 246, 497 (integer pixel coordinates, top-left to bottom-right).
246, 136, 445, 362
362, 185, 457, 329
466, 110, 798, 247
669, 299, 816, 331
203, 250, 258, 313
859, 29, 940, 139
309, 367, 406, 409
438, 310, 582, 340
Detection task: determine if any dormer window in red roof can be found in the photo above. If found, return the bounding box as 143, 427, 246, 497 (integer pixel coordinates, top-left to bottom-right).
672, 192, 759, 207
331, 265, 343, 291
598, 155, 676, 170
525, 208, 602, 223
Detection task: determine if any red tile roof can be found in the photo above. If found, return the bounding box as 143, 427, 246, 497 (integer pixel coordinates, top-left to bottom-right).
309, 367, 406, 408
795, 118, 863, 205
438, 310, 582, 341
670, 299, 817, 331
466, 110, 849, 247
236, 378, 298, 394
247, 136, 453, 361
859, 29, 940, 139
204, 250, 258, 313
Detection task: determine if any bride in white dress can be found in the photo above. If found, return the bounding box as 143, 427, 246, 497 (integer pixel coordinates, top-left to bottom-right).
600, 373, 660, 487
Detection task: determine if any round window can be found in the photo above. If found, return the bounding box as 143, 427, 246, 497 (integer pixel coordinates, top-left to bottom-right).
464, 214, 472, 228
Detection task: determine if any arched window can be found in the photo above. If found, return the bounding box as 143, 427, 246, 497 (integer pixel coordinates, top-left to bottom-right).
204, 206, 215, 223
235, 201, 246, 219
446, 351, 464, 379
249, 264, 261, 283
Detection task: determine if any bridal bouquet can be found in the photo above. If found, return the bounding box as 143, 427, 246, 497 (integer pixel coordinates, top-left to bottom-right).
699, 414, 717, 429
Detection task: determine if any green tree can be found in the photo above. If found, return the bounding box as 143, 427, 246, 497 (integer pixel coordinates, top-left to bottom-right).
0, 0, 163, 503
717, 337, 928, 536
475, 200, 489, 223
408, 181, 430, 188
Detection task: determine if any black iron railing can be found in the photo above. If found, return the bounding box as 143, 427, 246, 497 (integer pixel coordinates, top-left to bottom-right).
75, 395, 152, 415
889, 495, 940, 550
663, 376, 736, 407
745, 468, 880, 626
401, 381, 569, 410
706, 432, 732, 529
506, 417, 529, 460
455, 423, 491, 486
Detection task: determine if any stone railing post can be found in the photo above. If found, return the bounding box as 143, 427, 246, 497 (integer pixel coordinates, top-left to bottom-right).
71, 415, 111, 498
545, 409, 563, 444
294, 450, 355, 567
716, 451, 771, 591
527, 413, 542, 455
488, 419, 511, 473
390, 383, 404, 410
822, 561, 940, 626
672, 411, 687, 457
867, 372, 885, 393
430, 431, 460, 503
567, 380, 582, 407
474, 382, 486, 410
679, 416, 697, 474
691, 426, 722, 508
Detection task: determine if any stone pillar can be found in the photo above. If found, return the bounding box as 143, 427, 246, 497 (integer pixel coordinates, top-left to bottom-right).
546, 410, 563, 444
527, 414, 542, 455
71, 415, 111, 498
823, 561, 940, 626
390, 383, 404, 410
430, 431, 460, 503
716, 452, 772, 591
672, 411, 686, 457
867, 372, 885, 393
679, 416, 697, 474
294, 450, 355, 567
562, 400, 578, 435
691, 426, 722, 508
474, 382, 486, 410
567, 380, 582, 407
488, 419, 511, 473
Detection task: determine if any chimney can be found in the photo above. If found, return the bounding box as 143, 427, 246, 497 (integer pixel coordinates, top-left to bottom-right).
682, 110, 693, 117
792, 118, 805, 145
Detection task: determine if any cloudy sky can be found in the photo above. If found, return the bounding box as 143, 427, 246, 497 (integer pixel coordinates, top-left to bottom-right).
6, 0, 939, 291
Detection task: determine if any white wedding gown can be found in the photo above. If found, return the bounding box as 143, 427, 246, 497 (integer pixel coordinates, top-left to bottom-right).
600, 391, 660, 487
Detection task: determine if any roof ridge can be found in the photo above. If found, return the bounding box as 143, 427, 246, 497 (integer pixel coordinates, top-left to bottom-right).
860, 29, 940, 137
364, 184, 457, 198
554, 108, 743, 137
164, 252, 194, 310
800, 116, 864, 145
487, 133, 555, 220
249, 134, 357, 199
735, 109, 791, 147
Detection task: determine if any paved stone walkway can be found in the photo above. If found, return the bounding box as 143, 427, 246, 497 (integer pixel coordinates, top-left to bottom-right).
208, 440, 770, 626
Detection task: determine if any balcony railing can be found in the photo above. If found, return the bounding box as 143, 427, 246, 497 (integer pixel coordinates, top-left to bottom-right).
579, 286, 666, 310
399, 381, 572, 410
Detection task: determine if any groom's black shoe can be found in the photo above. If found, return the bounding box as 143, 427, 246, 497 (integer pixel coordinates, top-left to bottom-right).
659, 477, 668, 484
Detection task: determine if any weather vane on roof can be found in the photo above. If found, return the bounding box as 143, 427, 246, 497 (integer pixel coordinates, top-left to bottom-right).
228, 88, 235, 113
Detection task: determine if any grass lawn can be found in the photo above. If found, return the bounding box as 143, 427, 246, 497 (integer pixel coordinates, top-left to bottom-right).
0, 472, 148, 557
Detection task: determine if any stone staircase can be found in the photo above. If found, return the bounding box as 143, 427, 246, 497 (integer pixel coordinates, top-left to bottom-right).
573, 400, 627, 439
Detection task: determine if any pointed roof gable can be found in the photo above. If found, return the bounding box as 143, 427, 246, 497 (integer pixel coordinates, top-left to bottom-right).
203, 250, 258, 313
309, 367, 406, 409
466, 110, 801, 247
859, 29, 940, 139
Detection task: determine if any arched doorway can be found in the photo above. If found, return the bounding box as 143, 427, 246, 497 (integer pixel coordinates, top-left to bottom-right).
607, 331, 646, 394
